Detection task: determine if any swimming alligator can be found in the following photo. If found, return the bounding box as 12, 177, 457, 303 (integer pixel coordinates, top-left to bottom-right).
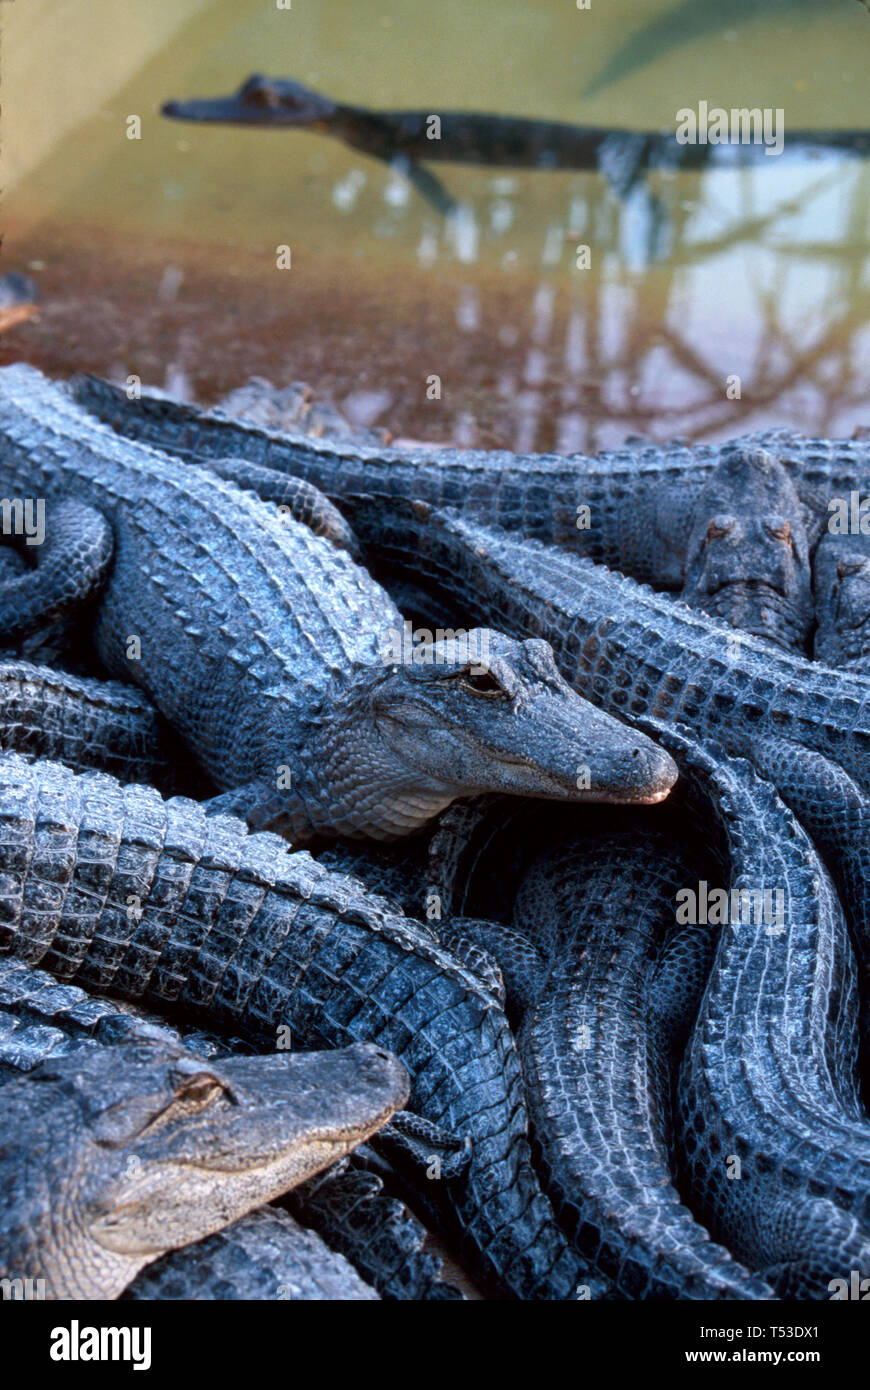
161, 74, 870, 215
72, 372, 870, 591
0, 365, 676, 842
0, 987, 407, 1298
0, 750, 593, 1300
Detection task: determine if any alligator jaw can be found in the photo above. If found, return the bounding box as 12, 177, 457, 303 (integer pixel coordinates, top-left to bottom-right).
0, 1038, 409, 1298
162, 76, 338, 129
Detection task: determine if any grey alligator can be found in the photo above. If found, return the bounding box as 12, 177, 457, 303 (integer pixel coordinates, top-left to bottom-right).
813, 528, 870, 671
291, 498, 870, 795
0, 1019, 407, 1297
429, 803, 773, 1298
656, 726, 870, 1298
0, 751, 591, 1299
680, 448, 813, 654
72, 371, 870, 589
123, 1207, 379, 1301
0, 365, 676, 842
162, 74, 870, 215
0, 954, 459, 1301
0, 657, 180, 787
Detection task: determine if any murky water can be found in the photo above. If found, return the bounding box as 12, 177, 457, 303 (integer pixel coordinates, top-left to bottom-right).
2, 0, 870, 452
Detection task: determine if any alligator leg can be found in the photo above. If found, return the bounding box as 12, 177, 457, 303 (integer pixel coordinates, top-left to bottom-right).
202, 456, 361, 557
285, 1158, 465, 1300
0, 497, 112, 644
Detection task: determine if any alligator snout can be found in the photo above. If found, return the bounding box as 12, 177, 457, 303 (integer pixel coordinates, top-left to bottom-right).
611, 742, 679, 803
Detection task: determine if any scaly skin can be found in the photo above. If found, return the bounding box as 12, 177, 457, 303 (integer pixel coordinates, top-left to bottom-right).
0, 752, 587, 1300
72, 371, 870, 586
0, 657, 177, 786
0, 954, 458, 1301
680, 448, 813, 654
0, 365, 676, 841
427, 801, 772, 1299
749, 737, 870, 1049
653, 726, 870, 1299
123, 1207, 379, 1301
308, 499, 870, 794
284, 1159, 464, 1300
507, 829, 773, 1299
0, 1023, 407, 1299
813, 528, 870, 672
0, 497, 113, 644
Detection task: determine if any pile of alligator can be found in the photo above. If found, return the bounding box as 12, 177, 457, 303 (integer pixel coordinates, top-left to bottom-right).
3, 362, 870, 1301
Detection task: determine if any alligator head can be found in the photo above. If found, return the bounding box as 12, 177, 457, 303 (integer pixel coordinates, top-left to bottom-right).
0, 1032, 407, 1298
298, 629, 678, 840
681, 447, 813, 654
163, 74, 339, 129
813, 530, 870, 671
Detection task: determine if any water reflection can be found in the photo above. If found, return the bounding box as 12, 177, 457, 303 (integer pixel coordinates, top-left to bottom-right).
3, 0, 870, 453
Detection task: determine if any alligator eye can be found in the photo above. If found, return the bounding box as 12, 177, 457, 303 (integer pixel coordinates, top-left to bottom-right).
765, 517, 792, 544
706, 516, 735, 541
241, 77, 279, 108
173, 1073, 226, 1106
460, 670, 504, 696
837, 558, 868, 580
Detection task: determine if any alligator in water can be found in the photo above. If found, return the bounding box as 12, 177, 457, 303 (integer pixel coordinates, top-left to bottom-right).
0, 973, 407, 1298
0, 365, 676, 842
0, 750, 594, 1299
73, 371, 870, 591
162, 74, 870, 215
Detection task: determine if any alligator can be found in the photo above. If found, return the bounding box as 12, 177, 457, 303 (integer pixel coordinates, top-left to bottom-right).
426, 799, 773, 1298
0, 657, 181, 787
648, 725, 870, 1297
0, 1019, 407, 1297
813, 528, 870, 671
0, 954, 462, 1301
748, 736, 870, 1052
0, 750, 592, 1300
218, 377, 388, 448
283, 1158, 465, 1300
162, 74, 870, 215
72, 371, 870, 589
277, 497, 870, 798
0, 365, 676, 843
505, 828, 773, 1299
431, 725, 870, 1296
679, 448, 813, 654
123, 1207, 379, 1301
